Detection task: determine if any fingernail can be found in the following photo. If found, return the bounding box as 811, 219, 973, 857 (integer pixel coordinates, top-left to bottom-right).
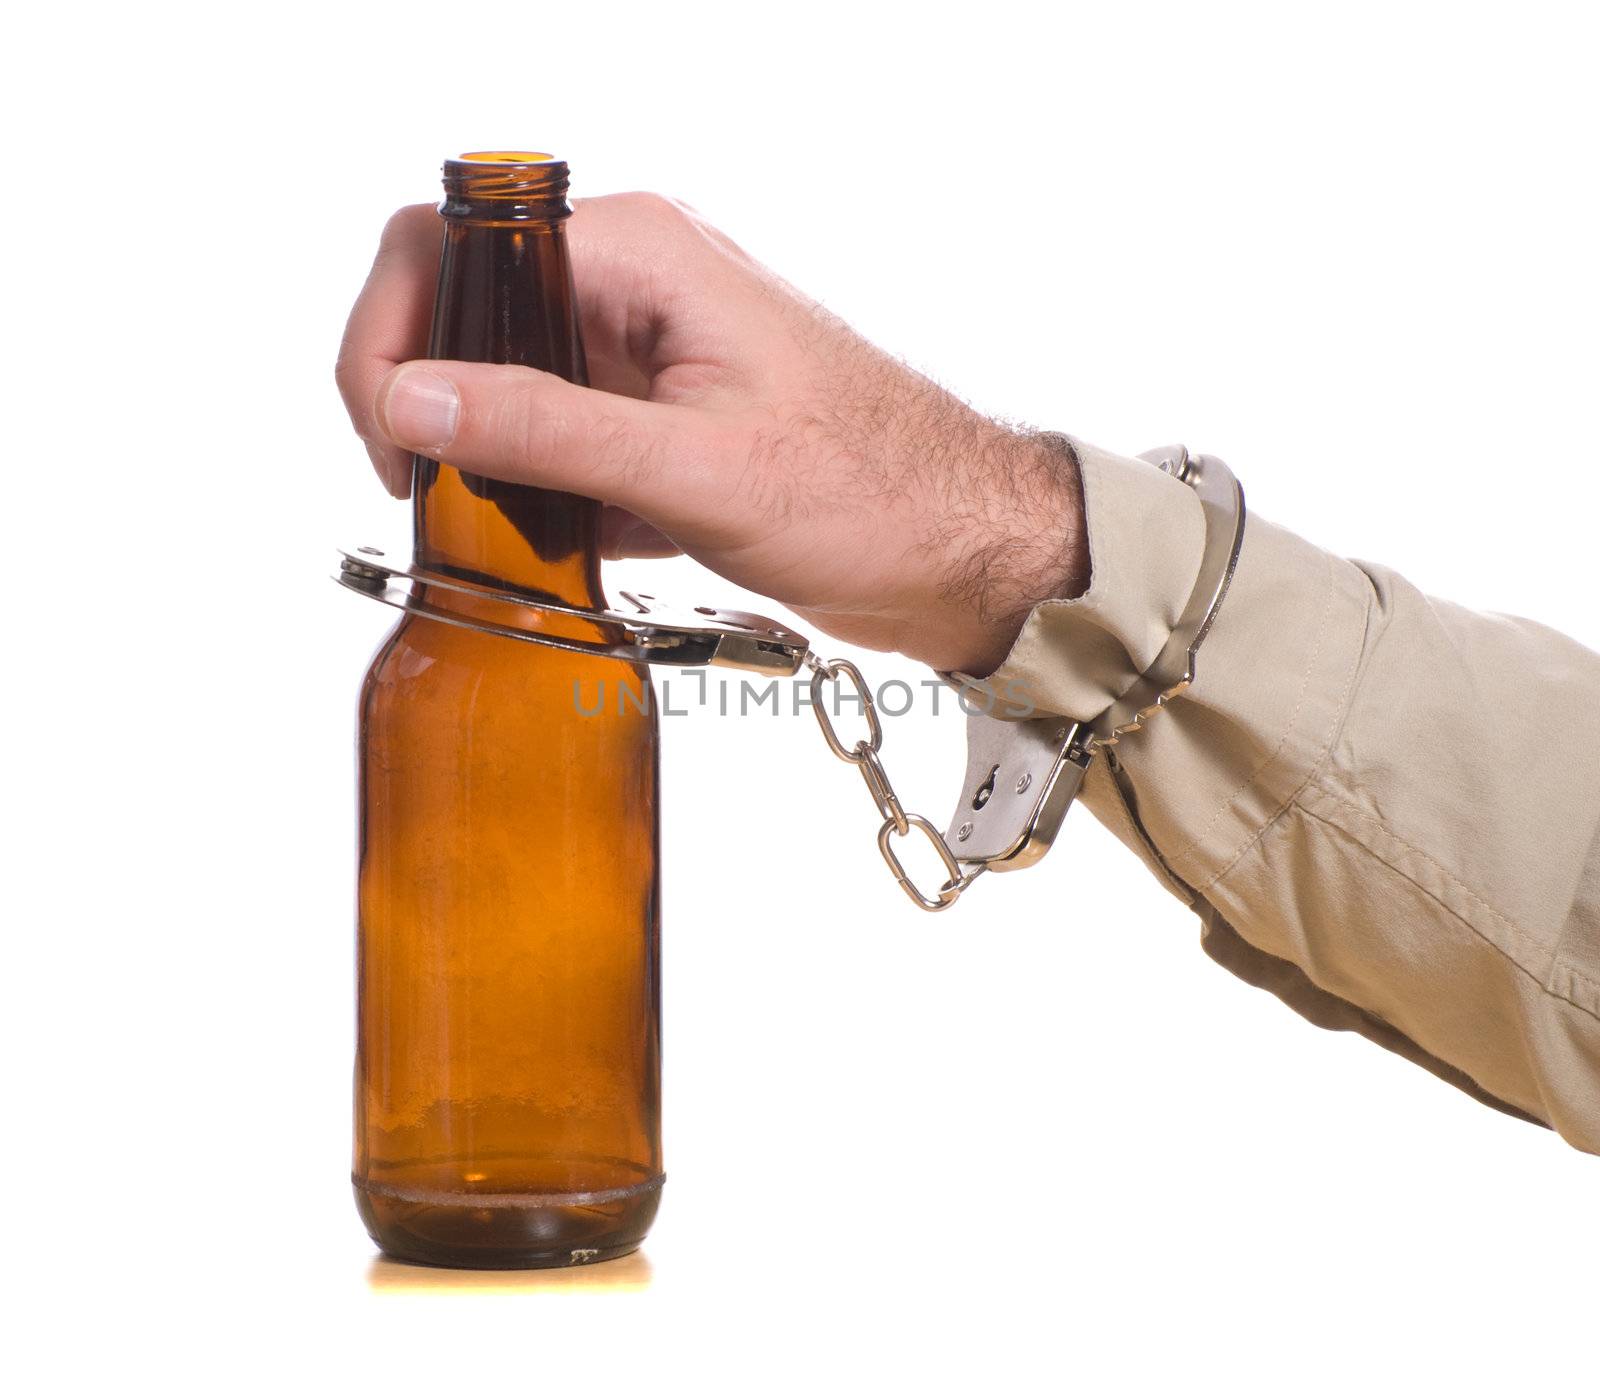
381, 367, 459, 452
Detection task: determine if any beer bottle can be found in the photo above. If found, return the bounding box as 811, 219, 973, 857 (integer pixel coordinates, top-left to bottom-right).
354, 152, 662, 1269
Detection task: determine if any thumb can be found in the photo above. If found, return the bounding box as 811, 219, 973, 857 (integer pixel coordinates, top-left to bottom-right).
376, 359, 727, 532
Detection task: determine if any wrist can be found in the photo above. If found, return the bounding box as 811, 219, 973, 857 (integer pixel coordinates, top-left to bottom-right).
908, 429, 1090, 676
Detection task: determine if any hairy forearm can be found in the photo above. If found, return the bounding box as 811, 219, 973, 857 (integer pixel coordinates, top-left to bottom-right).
927, 427, 1090, 674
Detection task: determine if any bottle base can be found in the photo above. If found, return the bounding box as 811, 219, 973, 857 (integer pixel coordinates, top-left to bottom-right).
354, 1171, 664, 1271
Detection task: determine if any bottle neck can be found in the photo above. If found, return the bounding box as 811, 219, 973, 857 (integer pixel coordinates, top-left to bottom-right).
413, 210, 601, 610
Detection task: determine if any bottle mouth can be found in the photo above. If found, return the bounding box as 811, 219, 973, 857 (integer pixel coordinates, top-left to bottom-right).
441, 151, 571, 222
459, 150, 558, 165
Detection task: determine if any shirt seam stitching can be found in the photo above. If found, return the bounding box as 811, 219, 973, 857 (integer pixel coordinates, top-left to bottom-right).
1191, 547, 1367, 894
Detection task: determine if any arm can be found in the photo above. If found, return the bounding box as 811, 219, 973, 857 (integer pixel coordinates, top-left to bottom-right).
337, 194, 1600, 1151
981, 439, 1600, 1150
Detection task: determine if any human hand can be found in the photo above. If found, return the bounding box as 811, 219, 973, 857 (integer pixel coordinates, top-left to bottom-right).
336, 193, 1087, 674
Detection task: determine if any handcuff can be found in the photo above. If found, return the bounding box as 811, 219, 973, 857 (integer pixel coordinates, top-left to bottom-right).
336, 444, 1246, 912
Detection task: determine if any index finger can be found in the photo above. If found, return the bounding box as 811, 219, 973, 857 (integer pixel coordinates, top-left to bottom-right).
334, 203, 442, 497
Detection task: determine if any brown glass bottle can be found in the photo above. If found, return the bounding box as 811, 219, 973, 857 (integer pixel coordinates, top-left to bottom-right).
354, 153, 662, 1269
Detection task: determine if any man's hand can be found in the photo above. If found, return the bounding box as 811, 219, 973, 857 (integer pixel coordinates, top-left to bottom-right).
335, 193, 1087, 674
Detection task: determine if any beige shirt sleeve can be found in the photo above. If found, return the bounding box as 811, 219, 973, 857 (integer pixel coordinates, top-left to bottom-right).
982, 437, 1600, 1153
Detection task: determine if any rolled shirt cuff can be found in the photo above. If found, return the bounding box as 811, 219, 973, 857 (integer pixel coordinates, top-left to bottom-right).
971, 435, 1372, 894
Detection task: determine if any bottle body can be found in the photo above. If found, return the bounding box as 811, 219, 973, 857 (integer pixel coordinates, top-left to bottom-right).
356, 621, 660, 1267
353, 154, 662, 1268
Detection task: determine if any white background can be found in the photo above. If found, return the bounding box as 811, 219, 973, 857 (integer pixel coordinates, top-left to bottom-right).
5, 1, 1596, 1381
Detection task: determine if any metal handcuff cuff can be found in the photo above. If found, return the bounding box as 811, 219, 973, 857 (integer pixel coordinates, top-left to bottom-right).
336, 444, 1246, 912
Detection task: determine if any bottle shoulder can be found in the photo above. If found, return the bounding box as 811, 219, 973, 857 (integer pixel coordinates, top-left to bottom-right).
360, 614, 658, 735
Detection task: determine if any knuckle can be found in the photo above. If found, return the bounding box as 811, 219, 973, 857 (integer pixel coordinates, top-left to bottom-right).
488, 372, 668, 496
332, 346, 367, 409
493, 378, 564, 466
656, 193, 700, 220
594, 414, 656, 488
618, 190, 689, 225
736, 417, 805, 525
369, 205, 440, 278
380, 202, 434, 246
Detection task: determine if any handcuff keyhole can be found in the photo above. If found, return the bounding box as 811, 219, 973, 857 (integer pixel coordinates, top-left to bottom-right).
971, 763, 1000, 811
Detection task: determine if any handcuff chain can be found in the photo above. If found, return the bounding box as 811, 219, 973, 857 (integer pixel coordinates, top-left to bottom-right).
801, 444, 1243, 914
804, 648, 1193, 913
805, 654, 989, 913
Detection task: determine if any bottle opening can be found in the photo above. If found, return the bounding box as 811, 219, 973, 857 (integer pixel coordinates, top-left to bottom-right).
441, 151, 571, 222
459, 151, 558, 165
